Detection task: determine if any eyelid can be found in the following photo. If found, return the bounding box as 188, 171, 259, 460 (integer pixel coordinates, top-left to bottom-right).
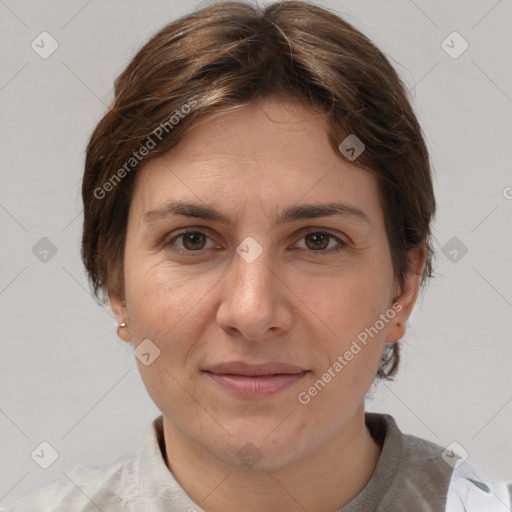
292, 226, 349, 244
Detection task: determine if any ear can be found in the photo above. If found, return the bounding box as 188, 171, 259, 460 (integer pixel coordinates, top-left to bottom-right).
109, 291, 132, 343
385, 244, 427, 343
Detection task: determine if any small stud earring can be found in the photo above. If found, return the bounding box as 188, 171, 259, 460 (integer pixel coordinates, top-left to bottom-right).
119, 322, 127, 329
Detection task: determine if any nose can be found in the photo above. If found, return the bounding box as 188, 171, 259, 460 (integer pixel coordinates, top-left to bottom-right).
216, 245, 293, 341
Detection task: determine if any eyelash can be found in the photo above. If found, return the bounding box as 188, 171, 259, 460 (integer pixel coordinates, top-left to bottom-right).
163, 229, 347, 258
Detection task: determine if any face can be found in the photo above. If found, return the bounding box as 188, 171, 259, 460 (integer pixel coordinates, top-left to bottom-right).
111, 98, 423, 471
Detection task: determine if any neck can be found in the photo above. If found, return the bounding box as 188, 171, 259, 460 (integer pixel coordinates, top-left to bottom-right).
162, 405, 383, 512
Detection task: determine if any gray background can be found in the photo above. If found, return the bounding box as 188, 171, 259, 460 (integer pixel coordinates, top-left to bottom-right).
1, 0, 511, 507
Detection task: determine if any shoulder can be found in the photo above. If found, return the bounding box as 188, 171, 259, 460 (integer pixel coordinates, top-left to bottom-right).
369, 414, 511, 511
400, 430, 511, 511
2, 451, 142, 512
446, 460, 512, 512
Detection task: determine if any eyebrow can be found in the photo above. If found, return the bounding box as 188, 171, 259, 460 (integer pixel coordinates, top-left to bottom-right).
142, 200, 371, 227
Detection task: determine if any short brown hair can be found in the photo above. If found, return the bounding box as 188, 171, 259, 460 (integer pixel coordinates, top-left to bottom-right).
81, 0, 436, 380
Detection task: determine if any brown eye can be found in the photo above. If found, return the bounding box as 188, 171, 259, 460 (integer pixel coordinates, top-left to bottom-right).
163, 229, 219, 258
304, 232, 331, 251
294, 230, 347, 255
181, 231, 207, 250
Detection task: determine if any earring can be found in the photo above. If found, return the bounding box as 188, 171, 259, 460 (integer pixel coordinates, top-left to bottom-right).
118, 299, 127, 330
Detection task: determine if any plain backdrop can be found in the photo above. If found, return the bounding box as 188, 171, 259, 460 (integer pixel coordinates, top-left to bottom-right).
1, 0, 511, 507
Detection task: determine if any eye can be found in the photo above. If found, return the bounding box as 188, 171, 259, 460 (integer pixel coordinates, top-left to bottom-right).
164, 229, 347, 258
164, 230, 217, 255
294, 231, 347, 255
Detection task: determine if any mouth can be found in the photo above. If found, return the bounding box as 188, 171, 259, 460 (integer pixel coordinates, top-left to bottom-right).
202, 361, 308, 398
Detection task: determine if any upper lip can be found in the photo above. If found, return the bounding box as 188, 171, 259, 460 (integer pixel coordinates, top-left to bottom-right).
204, 361, 307, 376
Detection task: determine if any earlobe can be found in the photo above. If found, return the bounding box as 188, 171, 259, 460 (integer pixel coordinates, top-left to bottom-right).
116, 322, 132, 342
385, 244, 427, 344
109, 291, 132, 342
385, 314, 405, 343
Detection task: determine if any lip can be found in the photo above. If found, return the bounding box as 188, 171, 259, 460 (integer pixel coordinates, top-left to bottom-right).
203, 361, 308, 398
205, 361, 307, 376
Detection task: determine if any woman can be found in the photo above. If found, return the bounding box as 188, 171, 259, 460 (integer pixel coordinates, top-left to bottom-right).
6, 1, 511, 510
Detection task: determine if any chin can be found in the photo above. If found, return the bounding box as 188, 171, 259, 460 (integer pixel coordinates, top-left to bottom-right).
213, 424, 311, 472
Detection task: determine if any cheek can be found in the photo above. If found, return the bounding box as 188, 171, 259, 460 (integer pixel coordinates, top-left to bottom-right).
126, 256, 186, 314
293, 264, 393, 336
297, 285, 389, 414
126, 264, 173, 329
290, 263, 393, 397
123, 260, 209, 414
124, 257, 218, 352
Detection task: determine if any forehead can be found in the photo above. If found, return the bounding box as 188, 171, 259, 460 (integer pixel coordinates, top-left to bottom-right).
129, 98, 384, 228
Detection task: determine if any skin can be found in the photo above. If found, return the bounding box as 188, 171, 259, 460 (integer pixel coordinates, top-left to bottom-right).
110, 97, 426, 512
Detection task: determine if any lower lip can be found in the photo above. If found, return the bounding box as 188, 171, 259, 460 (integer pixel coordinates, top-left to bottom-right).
204, 371, 308, 398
